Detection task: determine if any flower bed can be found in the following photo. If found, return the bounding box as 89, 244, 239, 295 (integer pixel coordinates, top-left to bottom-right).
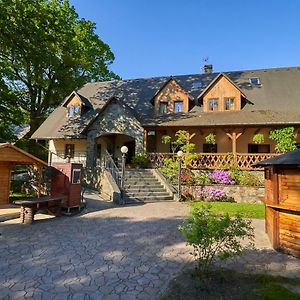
182, 184, 264, 204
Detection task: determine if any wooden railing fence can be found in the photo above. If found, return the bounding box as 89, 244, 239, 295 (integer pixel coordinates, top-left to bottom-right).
147, 152, 279, 170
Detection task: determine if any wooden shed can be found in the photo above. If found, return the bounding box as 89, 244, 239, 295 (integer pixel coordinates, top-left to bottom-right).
256, 149, 300, 258
0, 143, 47, 206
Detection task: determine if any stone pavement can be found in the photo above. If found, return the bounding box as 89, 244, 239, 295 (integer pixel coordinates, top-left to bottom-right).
0, 195, 299, 299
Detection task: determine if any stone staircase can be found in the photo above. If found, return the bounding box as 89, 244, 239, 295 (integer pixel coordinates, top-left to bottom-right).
123, 169, 174, 204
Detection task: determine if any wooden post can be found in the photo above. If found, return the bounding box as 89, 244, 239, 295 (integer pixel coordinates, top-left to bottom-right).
226, 132, 242, 164
37, 165, 42, 199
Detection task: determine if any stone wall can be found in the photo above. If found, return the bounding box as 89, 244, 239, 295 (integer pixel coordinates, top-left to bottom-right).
86, 99, 144, 167
187, 184, 265, 204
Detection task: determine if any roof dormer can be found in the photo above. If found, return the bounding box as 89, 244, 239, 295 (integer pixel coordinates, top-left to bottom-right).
198, 73, 246, 113
152, 77, 193, 115
63, 91, 92, 118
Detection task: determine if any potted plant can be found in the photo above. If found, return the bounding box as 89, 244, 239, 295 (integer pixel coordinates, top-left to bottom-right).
205, 133, 216, 144
252, 133, 264, 144
131, 153, 149, 168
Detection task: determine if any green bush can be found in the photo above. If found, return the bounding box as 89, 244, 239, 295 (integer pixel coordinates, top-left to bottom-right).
178, 205, 254, 274
131, 153, 148, 168
195, 172, 211, 185
160, 157, 178, 183
238, 172, 263, 187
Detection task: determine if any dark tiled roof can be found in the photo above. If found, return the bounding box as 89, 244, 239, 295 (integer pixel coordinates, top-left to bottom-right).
32, 66, 300, 139
255, 149, 300, 166
143, 110, 300, 127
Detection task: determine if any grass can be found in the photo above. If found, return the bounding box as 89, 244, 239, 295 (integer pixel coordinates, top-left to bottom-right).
161, 269, 300, 300
190, 201, 265, 219
256, 274, 300, 300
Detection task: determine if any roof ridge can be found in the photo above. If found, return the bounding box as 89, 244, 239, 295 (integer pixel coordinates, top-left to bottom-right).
78, 65, 300, 87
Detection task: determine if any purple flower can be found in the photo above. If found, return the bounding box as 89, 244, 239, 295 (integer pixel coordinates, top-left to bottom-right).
197, 187, 226, 201
210, 170, 235, 185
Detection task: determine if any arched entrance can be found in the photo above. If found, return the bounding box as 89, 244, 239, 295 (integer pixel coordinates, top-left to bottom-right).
94, 133, 136, 166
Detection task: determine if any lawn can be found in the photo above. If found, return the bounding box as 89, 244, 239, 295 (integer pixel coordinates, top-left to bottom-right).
190, 201, 265, 219
161, 269, 300, 300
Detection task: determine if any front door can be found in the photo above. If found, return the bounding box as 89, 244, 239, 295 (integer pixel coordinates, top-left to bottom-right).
124, 140, 135, 164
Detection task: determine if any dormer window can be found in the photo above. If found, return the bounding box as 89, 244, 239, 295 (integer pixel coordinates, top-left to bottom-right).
174, 100, 183, 113
159, 102, 168, 114
249, 77, 260, 85
209, 99, 219, 111
68, 105, 80, 117
225, 98, 235, 111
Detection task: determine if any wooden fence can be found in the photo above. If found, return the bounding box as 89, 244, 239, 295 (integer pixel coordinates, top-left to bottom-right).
147, 152, 279, 170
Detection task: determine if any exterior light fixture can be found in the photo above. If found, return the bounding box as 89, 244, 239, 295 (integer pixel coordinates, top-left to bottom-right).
177, 150, 184, 200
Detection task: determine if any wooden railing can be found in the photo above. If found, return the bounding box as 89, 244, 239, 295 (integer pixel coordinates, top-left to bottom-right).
147, 152, 279, 170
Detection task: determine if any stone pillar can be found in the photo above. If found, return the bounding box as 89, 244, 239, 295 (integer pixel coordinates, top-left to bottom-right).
86, 135, 96, 168
135, 131, 145, 153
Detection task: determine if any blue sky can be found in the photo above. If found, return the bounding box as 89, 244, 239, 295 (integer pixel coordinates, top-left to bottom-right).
70, 0, 300, 80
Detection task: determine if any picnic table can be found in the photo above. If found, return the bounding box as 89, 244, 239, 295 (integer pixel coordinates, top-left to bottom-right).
14, 195, 66, 224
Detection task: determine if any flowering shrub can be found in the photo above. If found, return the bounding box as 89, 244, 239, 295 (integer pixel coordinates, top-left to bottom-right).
210, 170, 235, 185
197, 187, 233, 202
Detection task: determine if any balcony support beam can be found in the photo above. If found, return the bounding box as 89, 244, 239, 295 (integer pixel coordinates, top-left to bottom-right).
226, 132, 243, 160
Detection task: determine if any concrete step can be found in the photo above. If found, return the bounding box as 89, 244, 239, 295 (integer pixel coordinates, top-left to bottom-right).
124, 179, 160, 185
125, 191, 171, 197
125, 186, 164, 191
124, 195, 174, 203
125, 186, 166, 192
123, 168, 174, 203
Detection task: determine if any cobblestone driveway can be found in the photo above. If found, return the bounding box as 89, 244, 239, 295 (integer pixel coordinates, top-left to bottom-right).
0, 201, 190, 300
1, 196, 299, 299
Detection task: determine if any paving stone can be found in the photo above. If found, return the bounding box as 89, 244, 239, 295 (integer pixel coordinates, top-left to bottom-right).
1, 198, 299, 299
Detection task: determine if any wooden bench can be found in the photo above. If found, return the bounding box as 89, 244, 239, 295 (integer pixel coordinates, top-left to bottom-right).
14, 196, 65, 224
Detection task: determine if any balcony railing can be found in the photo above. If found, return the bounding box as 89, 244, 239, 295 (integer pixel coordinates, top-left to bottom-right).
147, 152, 279, 170
50, 151, 87, 166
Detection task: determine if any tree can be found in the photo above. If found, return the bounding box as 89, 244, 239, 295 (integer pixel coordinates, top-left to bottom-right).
269, 127, 297, 153
0, 0, 119, 147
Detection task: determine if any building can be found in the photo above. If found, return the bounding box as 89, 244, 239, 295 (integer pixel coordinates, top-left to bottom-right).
32, 66, 300, 169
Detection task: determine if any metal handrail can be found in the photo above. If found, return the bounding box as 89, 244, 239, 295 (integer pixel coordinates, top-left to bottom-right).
103, 150, 121, 187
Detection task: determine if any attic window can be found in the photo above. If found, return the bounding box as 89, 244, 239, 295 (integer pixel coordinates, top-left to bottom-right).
68, 105, 80, 117
174, 101, 183, 113
192, 81, 202, 89
249, 77, 261, 85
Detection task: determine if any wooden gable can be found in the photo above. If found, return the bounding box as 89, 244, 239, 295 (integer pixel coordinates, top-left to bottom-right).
200, 74, 245, 112
154, 78, 192, 114
0, 144, 46, 165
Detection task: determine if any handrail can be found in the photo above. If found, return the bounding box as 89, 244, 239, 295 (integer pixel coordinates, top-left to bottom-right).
103, 150, 121, 187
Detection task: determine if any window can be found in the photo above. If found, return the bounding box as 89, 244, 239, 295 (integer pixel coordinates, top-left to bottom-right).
65, 144, 75, 158
68, 105, 80, 117
249, 77, 261, 85
209, 99, 219, 111
203, 143, 217, 153
192, 81, 202, 89
159, 102, 168, 114
248, 144, 270, 153
72, 169, 81, 184
174, 101, 183, 113
225, 98, 235, 111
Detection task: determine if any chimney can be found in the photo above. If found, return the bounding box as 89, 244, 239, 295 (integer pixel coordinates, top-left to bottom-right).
203, 64, 213, 74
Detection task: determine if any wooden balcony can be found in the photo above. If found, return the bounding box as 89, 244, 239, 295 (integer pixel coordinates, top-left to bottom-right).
49, 151, 87, 166
147, 152, 279, 170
